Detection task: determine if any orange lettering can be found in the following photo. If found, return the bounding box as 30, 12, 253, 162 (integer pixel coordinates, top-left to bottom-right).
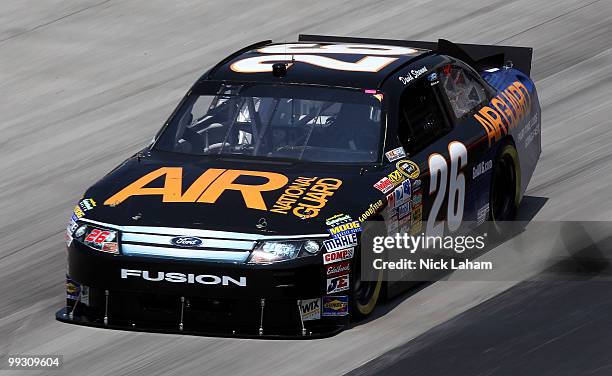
474, 113, 497, 147
198, 170, 288, 210
104, 167, 184, 206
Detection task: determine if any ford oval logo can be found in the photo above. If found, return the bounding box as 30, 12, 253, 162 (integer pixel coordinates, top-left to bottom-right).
170, 236, 203, 247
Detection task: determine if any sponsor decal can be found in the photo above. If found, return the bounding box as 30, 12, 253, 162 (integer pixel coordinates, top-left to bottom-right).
388, 180, 411, 210
271, 176, 342, 219
322, 296, 349, 316
518, 112, 539, 149
66, 276, 80, 300
323, 248, 354, 265
67, 218, 78, 235
412, 191, 422, 206
120, 269, 247, 286
398, 202, 411, 220
323, 233, 358, 252
387, 169, 406, 185
477, 203, 490, 225
73, 198, 96, 218
81, 285, 90, 306
85, 229, 113, 244
328, 221, 362, 238
399, 212, 411, 232
327, 274, 349, 294
410, 204, 423, 235
66, 217, 78, 246
358, 200, 384, 222
413, 179, 422, 191
395, 180, 411, 205
400, 179, 411, 198
326, 261, 351, 277
387, 219, 399, 235
105, 167, 289, 209
473, 160, 492, 179
387, 191, 396, 210
385, 146, 407, 162
170, 236, 203, 247
473, 81, 531, 147
104, 167, 342, 218
396, 160, 420, 179
326, 213, 352, 226
374, 176, 394, 193
299, 298, 321, 321
398, 66, 428, 85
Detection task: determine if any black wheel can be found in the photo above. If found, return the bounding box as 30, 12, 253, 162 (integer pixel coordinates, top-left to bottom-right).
489, 143, 521, 231
351, 221, 384, 318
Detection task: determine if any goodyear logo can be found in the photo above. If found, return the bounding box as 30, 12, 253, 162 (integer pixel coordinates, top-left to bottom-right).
358, 200, 384, 222
474, 81, 531, 146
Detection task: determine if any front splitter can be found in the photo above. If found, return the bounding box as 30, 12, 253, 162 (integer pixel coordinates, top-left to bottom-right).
55, 307, 347, 339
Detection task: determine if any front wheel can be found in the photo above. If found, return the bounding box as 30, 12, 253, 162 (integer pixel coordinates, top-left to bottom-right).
351, 221, 384, 318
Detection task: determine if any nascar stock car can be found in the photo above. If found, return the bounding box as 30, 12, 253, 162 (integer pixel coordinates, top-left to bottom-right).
57, 35, 541, 337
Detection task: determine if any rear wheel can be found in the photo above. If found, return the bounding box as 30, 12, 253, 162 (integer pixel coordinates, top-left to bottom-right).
489, 143, 521, 232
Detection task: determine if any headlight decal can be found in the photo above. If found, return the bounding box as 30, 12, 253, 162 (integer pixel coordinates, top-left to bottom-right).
74, 225, 119, 254
248, 239, 324, 264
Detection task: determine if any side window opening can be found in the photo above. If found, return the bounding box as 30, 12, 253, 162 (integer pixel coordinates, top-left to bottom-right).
398, 77, 451, 155
440, 65, 488, 119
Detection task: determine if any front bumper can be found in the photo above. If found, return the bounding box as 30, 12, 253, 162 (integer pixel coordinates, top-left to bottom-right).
57, 241, 350, 338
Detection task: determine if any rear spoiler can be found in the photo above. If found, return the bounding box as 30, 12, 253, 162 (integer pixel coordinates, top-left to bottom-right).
298, 34, 533, 76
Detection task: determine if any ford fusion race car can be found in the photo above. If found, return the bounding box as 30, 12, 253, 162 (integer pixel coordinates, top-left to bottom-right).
57, 35, 541, 337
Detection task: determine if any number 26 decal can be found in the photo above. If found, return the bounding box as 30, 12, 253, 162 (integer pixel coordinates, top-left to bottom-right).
426, 141, 467, 237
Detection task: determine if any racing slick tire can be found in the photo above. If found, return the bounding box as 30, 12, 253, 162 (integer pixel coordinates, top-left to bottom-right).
489, 142, 521, 235
352, 219, 384, 318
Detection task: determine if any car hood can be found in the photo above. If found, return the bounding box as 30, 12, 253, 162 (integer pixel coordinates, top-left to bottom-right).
80, 150, 387, 235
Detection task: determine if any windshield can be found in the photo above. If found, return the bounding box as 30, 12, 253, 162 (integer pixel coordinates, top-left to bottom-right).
155, 83, 383, 163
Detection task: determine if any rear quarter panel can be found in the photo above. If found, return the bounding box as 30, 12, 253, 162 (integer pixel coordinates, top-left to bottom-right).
481, 68, 542, 197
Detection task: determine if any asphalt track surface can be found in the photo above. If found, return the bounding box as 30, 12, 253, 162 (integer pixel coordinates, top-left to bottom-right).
1, 1, 611, 375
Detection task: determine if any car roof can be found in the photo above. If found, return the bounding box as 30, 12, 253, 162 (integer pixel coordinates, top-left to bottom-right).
203, 40, 432, 89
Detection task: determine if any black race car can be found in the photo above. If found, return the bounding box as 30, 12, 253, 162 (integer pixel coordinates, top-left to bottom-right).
57, 35, 541, 338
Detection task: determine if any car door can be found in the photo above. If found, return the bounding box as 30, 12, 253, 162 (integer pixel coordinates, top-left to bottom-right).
434, 63, 496, 232
395, 63, 492, 240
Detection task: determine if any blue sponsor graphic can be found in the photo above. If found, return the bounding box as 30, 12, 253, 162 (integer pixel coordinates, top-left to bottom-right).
323, 233, 358, 252
328, 221, 362, 239
322, 295, 349, 317
402, 179, 411, 197
398, 202, 411, 220
170, 236, 203, 247
66, 276, 81, 300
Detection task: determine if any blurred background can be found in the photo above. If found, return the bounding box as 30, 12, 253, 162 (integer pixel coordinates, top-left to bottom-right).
1, 1, 611, 375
